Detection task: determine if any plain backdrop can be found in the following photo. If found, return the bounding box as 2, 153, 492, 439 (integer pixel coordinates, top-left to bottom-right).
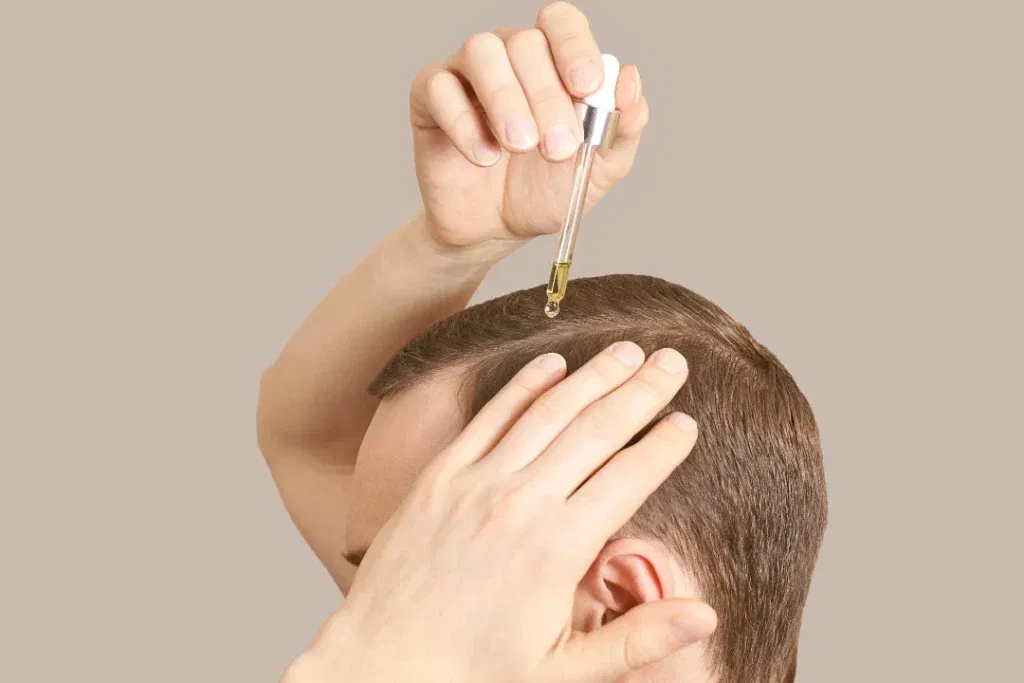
1, 1, 1021, 681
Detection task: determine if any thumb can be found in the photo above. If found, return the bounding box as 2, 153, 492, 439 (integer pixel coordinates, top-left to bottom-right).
546, 600, 718, 683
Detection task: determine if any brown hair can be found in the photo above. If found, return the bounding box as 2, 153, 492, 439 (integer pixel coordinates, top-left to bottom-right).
369, 274, 828, 683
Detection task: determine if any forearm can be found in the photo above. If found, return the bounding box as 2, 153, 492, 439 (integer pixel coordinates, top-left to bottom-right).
258, 212, 512, 454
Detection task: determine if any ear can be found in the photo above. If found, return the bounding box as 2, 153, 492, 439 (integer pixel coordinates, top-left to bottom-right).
572, 537, 678, 632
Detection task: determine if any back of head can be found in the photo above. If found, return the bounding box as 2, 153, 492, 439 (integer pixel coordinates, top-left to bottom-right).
370, 274, 828, 683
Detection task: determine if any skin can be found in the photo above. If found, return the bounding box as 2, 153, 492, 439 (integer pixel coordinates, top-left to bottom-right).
283, 345, 718, 683
343, 371, 467, 562
343, 371, 714, 683
257, 2, 714, 681
258, 0, 650, 597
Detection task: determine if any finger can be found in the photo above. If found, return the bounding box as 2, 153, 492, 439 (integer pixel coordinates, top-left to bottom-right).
482, 342, 646, 474
597, 63, 649, 163
410, 66, 503, 167
535, 2, 604, 98
526, 348, 689, 495
438, 353, 567, 470
565, 412, 699, 559
506, 28, 582, 162
446, 32, 539, 153
546, 600, 717, 683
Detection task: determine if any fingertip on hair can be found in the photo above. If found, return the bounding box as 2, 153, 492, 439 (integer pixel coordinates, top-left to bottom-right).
536, 352, 567, 373
667, 412, 698, 433
671, 601, 719, 643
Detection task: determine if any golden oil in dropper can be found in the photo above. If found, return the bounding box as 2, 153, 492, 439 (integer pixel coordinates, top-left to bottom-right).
544, 262, 571, 318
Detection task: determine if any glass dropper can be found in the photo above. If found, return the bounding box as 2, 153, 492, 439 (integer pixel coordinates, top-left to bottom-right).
545, 54, 622, 318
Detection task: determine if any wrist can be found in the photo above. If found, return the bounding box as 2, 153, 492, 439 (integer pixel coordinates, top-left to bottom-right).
410, 211, 526, 272
297, 610, 416, 683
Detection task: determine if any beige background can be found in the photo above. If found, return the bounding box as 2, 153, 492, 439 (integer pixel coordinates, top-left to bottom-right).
1, 1, 1021, 680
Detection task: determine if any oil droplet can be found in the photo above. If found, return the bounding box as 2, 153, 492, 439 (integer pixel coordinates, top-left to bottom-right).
544, 299, 560, 318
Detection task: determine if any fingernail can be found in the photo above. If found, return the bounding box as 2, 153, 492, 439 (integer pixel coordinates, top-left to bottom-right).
544, 123, 579, 160
668, 412, 697, 432
537, 353, 566, 373
571, 63, 600, 93
474, 140, 501, 165
653, 349, 687, 374
611, 341, 644, 368
633, 66, 642, 104
504, 112, 537, 149
670, 605, 717, 643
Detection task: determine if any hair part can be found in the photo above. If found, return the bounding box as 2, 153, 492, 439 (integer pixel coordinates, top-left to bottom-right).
369, 274, 828, 683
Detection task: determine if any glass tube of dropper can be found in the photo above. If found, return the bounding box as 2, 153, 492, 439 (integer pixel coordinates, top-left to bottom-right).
543, 53, 621, 319
544, 142, 599, 318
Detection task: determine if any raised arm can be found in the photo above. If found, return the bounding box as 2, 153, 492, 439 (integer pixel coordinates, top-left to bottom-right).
257, 1, 648, 593
257, 216, 504, 590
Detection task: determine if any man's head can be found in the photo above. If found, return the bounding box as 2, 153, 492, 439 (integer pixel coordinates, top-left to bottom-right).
347, 274, 827, 683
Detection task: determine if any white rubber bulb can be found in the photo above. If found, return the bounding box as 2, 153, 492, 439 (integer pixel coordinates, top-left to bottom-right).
582, 53, 620, 110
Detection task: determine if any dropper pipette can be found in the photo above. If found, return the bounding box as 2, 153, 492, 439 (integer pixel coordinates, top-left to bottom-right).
544, 54, 621, 318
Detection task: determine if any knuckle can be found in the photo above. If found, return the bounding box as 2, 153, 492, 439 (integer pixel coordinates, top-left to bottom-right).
631, 370, 672, 404
529, 84, 571, 110
582, 402, 631, 446
420, 456, 452, 484
528, 392, 565, 429
450, 106, 480, 137
591, 353, 627, 383
512, 368, 553, 395
412, 466, 450, 511
450, 483, 478, 518
422, 69, 450, 101
506, 27, 547, 55
623, 630, 655, 671
480, 81, 524, 109
529, 530, 561, 570
479, 484, 532, 529
556, 31, 589, 53
461, 31, 503, 60
576, 421, 617, 451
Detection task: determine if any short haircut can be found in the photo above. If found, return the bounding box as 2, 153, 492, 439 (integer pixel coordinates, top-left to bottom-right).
369, 274, 828, 683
